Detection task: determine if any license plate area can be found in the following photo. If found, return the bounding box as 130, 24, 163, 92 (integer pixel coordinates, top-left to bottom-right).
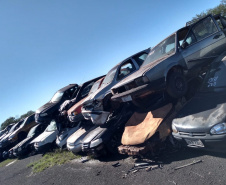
185, 139, 204, 148
121, 95, 132, 102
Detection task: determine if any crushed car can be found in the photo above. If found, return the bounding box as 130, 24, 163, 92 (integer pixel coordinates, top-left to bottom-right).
67, 77, 105, 123
111, 14, 226, 110
172, 58, 226, 152
9, 124, 47, 158
82, 48, 150, 125
7, 114, 37, 144
59, 76, 105, 127
80, 104, 134, 157
35, 84, 79, 124
66, 121, 96, 154
30, 120, 58, 153
56, 125, 81, 148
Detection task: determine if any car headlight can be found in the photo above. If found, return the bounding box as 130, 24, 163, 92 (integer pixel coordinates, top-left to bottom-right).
172, 123, 178, 133
210, 122, 226, 135
90, 138, 103, 148
134, 76, 149, 86
40, 113, 48, 117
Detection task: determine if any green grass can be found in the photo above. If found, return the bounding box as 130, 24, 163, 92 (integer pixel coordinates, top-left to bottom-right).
27, 149, 81, 173
0, 159, 16, 167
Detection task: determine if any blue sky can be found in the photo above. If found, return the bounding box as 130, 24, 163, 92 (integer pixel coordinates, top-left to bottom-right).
0, 0, 221, 125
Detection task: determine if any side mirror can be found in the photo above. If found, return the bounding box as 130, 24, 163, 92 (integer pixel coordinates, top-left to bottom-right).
181, 41, 189, 49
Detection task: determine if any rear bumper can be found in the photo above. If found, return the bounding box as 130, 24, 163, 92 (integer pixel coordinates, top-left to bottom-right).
172, 132, 226, 152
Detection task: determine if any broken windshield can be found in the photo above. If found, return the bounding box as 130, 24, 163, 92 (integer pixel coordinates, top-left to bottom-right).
142, 34, 176, 66
101, 66, 117, 86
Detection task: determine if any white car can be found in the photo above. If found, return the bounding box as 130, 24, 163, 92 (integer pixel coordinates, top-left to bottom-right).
30, 120, 58, 153
66, 123, 95, 154
56, 124, 81, 148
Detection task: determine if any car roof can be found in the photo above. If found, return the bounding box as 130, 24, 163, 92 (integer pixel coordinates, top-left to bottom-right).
58, 84, 78, 92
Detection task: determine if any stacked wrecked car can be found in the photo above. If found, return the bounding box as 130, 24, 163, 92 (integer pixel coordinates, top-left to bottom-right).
1, 14, 226, 161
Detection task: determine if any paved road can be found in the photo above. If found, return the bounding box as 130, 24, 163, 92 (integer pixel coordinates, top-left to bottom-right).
0, 148, 226, 185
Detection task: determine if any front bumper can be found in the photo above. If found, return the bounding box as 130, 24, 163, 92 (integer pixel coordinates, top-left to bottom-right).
82, 110, 110, 125
172, 132, 226, 152
35, 143, 53, 153
67, 142, 82, 153
111, 82, 165, 106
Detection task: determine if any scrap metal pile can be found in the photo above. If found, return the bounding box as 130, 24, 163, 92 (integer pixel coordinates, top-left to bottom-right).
1, 14, 226, 161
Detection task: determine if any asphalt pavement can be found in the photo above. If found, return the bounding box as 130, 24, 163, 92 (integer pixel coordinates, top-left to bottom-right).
1, 148, 226, 185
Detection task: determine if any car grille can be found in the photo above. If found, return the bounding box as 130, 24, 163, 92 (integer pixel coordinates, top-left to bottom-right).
82, 143, 90, 151
179, 132, 206, 137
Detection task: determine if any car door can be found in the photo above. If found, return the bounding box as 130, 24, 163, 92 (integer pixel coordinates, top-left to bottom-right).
180, 15, 226, 70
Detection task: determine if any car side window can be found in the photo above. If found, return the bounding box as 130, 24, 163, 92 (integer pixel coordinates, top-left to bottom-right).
185, 31, 197, 45
117, 60, 136, 80
192, 16, 218, 42
132, 53, 148, 67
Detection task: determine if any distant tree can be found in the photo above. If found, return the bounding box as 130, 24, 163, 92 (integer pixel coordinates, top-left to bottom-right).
190, 0, 226, 23
1, 117, 16, 130
0, 110, 35, 130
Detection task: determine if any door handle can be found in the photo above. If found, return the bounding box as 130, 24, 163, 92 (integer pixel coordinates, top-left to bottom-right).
213, 33, 222, 39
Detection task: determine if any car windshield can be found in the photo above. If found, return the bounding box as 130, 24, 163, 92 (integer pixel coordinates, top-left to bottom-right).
142, 34, 176, 66
9, 124, 18, 133
19, 117, 28, 128
27, 125, 38, 137
50, 91, 64, 102
45, 120, 57, 132
200, 61, 226, 93
101, 66, 117, 86
80, 82, 95, 98
88, 80, 102, 95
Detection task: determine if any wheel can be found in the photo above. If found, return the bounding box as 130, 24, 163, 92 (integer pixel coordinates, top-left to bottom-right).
166, 72, 187, 99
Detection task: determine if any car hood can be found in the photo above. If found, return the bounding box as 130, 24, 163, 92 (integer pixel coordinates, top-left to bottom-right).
82, 126, 107, 143
30, 130, 58, 143
57, 125, 80, 141
111, 62, 158, 90
82, 84, 112, 106
67, 97, 86, 115
67, 125, 96, 144
36, 102, 58, 114
173, 93, 226, 132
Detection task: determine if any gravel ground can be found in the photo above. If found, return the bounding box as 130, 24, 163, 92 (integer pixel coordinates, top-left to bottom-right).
1, 148, 226, 185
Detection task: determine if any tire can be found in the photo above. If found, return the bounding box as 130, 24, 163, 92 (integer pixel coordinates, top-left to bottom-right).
166, 72, 187, 99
